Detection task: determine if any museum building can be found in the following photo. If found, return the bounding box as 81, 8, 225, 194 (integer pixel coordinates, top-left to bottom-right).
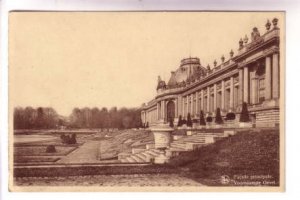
141, 18, 281, 128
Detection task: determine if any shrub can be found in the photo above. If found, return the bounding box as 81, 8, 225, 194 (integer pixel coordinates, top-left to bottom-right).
61, 134, 69, 144
181, 119, 187, 125
206, 116, 213, 122
60, 134, 65, 140
199, 110, 206, 125
192, 119, 198, 123
226, 112, 236, 120
69, 133, 77, 144
45, 145, 56, 153
61, 133, 77, 144
187, 113, 193, 127
177, 115, 183, 127
240, 102, 250, 122
215, 108, 223, 124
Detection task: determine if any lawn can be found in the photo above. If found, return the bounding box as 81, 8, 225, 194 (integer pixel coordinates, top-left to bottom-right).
14, 146, 77, 156
14, 156, 60, 163
168, 129, 280, 186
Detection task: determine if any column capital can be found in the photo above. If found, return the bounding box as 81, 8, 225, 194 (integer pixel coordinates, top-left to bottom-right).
263, 46, 279, 57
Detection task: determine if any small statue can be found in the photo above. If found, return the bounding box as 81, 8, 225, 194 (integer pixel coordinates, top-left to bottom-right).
230, 49, 234, 58
251, 27, 261, 42
272, 18, 278, 29
243, 35, 249, 44
156, 76, 166, 90
221, 55, 225, 63
207, 64, 211, 71
265, 19, 271, 31
239, 38, 244, 49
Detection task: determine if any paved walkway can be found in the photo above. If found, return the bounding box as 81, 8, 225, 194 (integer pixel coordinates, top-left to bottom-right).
57, 141, 101, 163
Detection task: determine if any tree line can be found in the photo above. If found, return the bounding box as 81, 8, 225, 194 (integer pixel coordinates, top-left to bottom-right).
14, 107, 61, 129
13, 106, 143, 130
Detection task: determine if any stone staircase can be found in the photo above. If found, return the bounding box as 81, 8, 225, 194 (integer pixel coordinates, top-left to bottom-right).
170, 132, 224, 152
119, 149, 162, 163
118, 131, 232, 163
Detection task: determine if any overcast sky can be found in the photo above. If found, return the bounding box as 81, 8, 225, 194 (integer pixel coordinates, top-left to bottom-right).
9, 12, 283, 116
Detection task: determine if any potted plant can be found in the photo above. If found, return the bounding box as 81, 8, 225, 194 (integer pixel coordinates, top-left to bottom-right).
199, 110, 206, 129
186, 113, 193, 128
206, 116, 213, 128
225, 112, 236, 128
214, 108, 223, 128
177, 115, 183, 127
239, 102, 252, 128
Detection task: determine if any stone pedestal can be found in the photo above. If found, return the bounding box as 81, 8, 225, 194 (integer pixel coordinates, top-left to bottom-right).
151, 125, 174, 149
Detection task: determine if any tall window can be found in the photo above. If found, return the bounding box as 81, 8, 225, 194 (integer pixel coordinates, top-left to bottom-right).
210, 94, 214, 112
199, 97, 202, 113
225, 89, 230, 110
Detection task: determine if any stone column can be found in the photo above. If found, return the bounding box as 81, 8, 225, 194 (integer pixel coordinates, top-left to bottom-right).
243, 67, 249, 103
161, 100, 165, 122
177, 96, 182, 117
174, 99, 178, 118
265, 56, 272, 100
207, 87, 210, 112
190, 94, 194, 116
201, 90, 204, 112
272, 53, 279, 99
221, 80, 225, 110
238, 68, 243, 105
182, 96, 185, 118
141, 111, 144, 123
195, 92, 199, 116
214, 84, 217, 111
252, 77, 258, 104
156, 103, 160, 120
230, 77, 234, 109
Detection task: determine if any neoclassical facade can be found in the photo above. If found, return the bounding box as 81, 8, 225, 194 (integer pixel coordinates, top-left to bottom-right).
141, 18, 281, 128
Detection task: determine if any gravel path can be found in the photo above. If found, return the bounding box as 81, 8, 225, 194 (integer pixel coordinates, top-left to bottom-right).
57, 140, 101, 163
14, 174, 204, 186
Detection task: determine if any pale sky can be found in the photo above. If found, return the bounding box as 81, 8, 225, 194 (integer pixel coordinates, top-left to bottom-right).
9, 12, 283, 116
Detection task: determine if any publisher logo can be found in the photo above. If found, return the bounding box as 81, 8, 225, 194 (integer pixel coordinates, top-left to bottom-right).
220, 175, 230, 185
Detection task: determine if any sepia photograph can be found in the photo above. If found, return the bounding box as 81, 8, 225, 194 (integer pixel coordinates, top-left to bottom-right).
8, 11, 284, 192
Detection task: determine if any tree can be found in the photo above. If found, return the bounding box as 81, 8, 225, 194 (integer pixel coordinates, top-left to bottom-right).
206, 116, 213, 122
240, 102, 250, 122
215, 108, 223, 124
177, 115, 183, 127
70, 133, 77, 144
14, 106, 60, 130
187, 113, 192, 127
46, 145, 56, 153
226, 112, 236, 120
199, 110, 206, 125
35, 107, 45, 129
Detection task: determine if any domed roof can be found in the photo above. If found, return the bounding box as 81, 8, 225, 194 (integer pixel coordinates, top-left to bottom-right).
167, 57, 206, 87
